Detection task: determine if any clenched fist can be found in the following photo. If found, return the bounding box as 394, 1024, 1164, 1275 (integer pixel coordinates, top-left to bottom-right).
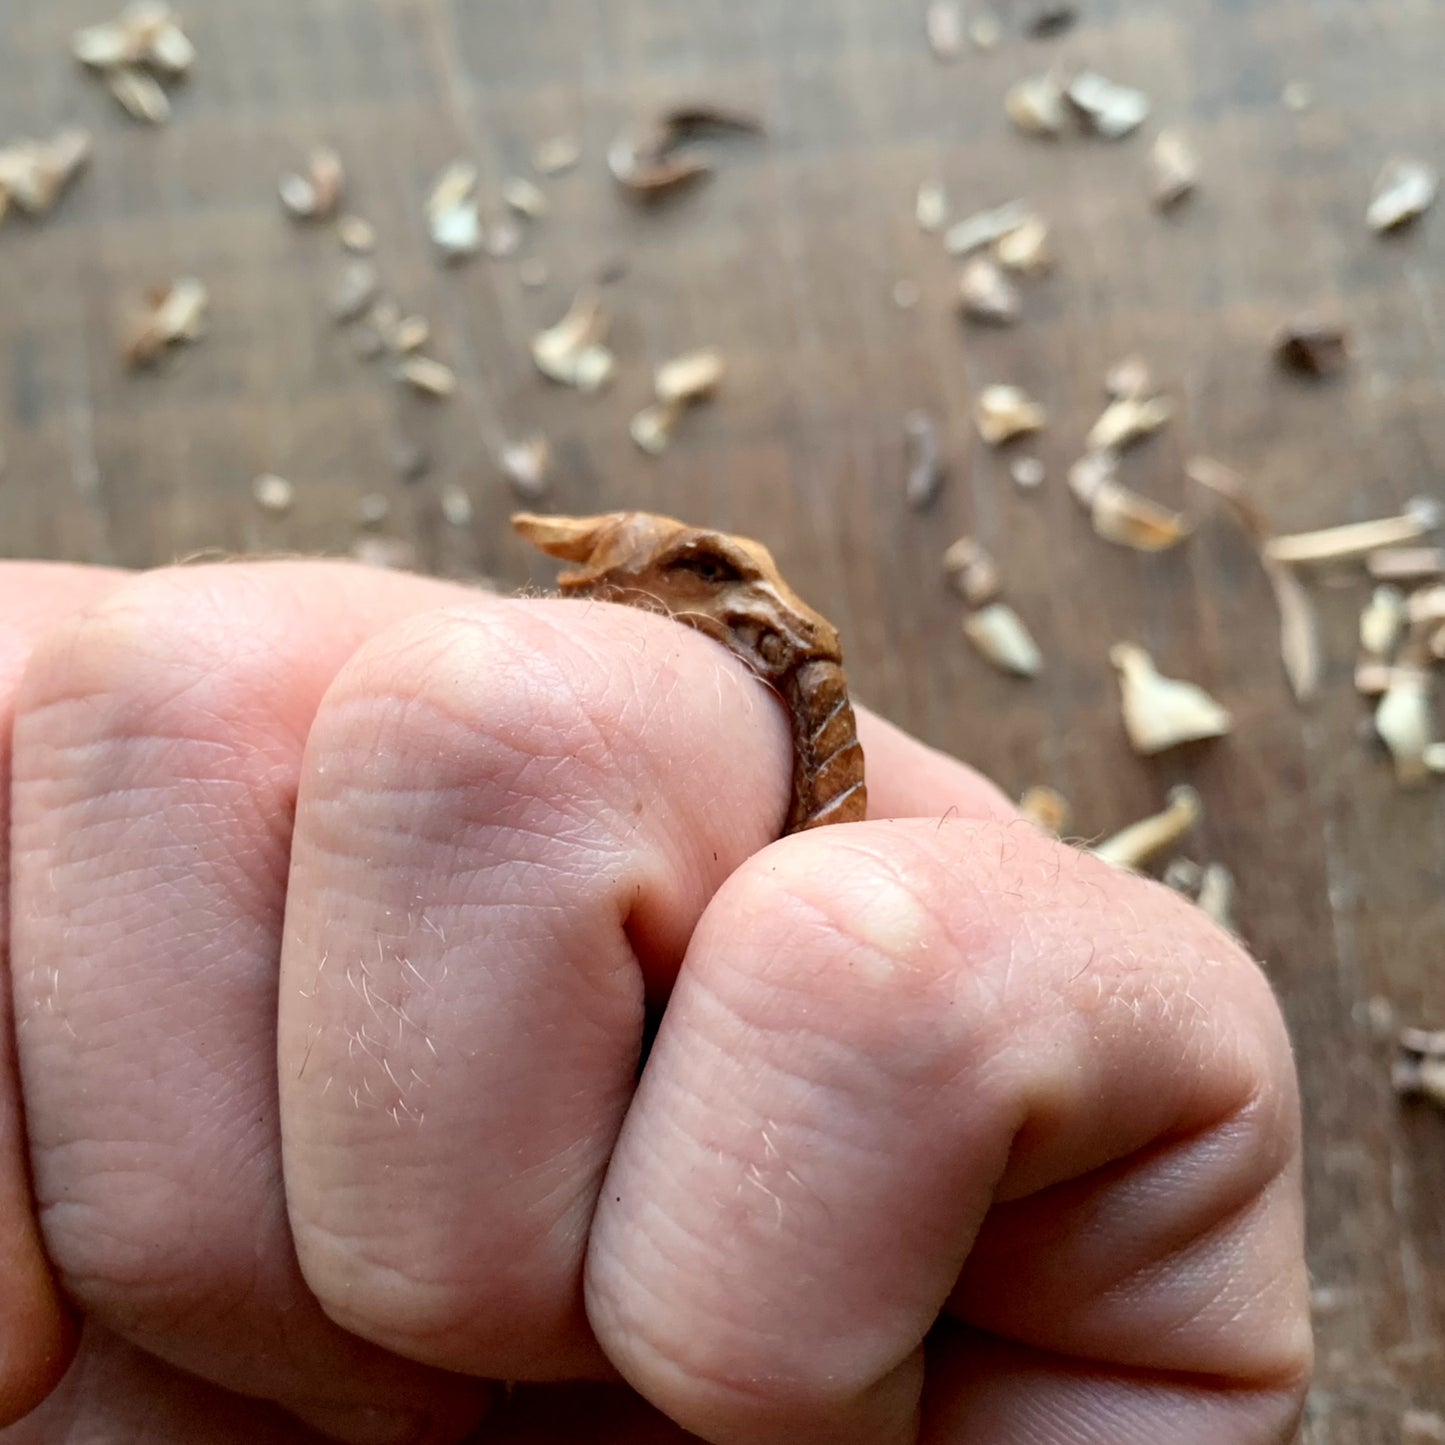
0, 561, 1310, 1444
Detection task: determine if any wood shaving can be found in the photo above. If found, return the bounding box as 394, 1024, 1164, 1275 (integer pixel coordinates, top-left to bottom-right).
1360, 586, 1407, 659
338, 215, 376, 253
1163, 857, 1205, 895
976, 384, 1046, 445
916, 181, 948, 234
428, 161, 482, 259
484, 216, 523, 259
534, 135, 581, 175
655, 348, 725, 404
252, 473, 295, 514
1006, 73, 1068, 137
1367, 547, 1445, 583
1195, 863, 1237, 932
1152, 129, 1200, 208
392, 316, 430, 354
630, 401, 684, 455
957, 257, 1021, 325
1086, 395, 1172, 452
969, 14, 1003, 50
926, 1, 965, 60
963, 604, 1043, 677
1274, 316, 1349, 376
531, 291, 615, 390
1111, 643, 1232, 754
1067, 450, 1117, 507
440, 484, 474, 527
1020, 786, 1070, 834
1066, 72, 1150, 139
993, 217, 1052, 273
108, 65, 171, 124
503, 176, 548, 219
1105, 355, 1156, 402
1355, 659, 1391, 697
329, 261, 380, 323
609, 104, 763, 199
395, 355, 457, 398
124, 276, 207, 367
943, 536, 1000, 607
1089, 478, 1192, 552
0, 128, 91, 221
279, 148, 345, 222
1011, 456, 1045, 490
945, 200, 1032, 256
1427, 743, 1445, 774
1092, 785, 1202, 871
1408, 587, 1445, 628
1367, 158, 1438, 233
1265, 498, 1441, 566
1188, 456, 1323, 704
501, 436, 551, 501
1375, 664, 1436, 787
1025, 1, 1078, 38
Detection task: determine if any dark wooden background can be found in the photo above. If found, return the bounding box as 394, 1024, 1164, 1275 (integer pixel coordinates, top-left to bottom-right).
3, 0, 1443, 1435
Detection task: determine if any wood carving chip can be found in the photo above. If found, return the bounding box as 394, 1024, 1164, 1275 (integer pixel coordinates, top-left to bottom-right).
514, 511, 867, 833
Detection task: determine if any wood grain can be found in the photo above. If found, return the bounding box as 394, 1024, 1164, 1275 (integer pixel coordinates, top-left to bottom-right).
3, 0, 1443, 1433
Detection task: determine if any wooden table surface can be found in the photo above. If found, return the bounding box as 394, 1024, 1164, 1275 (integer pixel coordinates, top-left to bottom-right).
3, 0, 1443, 1435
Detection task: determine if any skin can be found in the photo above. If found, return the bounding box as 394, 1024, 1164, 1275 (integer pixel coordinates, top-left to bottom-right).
0, 560, 1311, 1445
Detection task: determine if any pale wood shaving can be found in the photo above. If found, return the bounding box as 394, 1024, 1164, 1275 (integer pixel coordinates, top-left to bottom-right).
1110, 643, 1233, 754
534, 135, 581, 175
1066, 72, 1150, 139
630, 400, 685, 456
1089, 479, 1192, 552
655, 349, 725, 404
108, 65, 171, 124
338, 215, 376, 253
976, 384, 1046, 445
926, 1, 965, 61
915, 181, 948, 234
252, 473, 295, 513
1106, 356, 1155, 401
1368, 158, 1438, 233
1367, 547, 1445, 583
1020, 786, 1070, 834
942, 536, 1000, 607
1264, 498, 1441, 566
440, 484, 474, 527
1086, 395, 1172, 453
1092, 785, 1202, 870
395, 355, 457, 398
957, 256, 1020, 325
503, 176, 548, 219
944, 200, 1032, 256
993, 217, 1052, 274
1010, 456, 1045, 490
0, 128, 91, 220
1375, 665, 1436, 787
1360, 586, 1407, 659
532, 291, 615, 390
1151, 129, 1200, 208
963, 604, 1043, 677
1006, 73, 1068, 137
501, 436, 551, 501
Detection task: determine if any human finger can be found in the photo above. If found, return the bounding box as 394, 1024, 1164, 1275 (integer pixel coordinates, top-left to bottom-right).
11, 562, 498, 1443
587, 819, 1310, 1444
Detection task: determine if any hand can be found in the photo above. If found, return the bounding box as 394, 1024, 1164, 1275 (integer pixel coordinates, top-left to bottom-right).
0, 560, 1310, 1444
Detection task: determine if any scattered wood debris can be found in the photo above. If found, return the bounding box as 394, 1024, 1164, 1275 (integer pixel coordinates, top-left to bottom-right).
1196, 863, 1237, 932
427, 160, 483, 260
1367, 158, 1438, 234
976, 384, 1046, 445
916, 181, 948, 234
278, 148, 344, 221
963, 603, 1043, 677
926, 1, 965, 61
656, 348, 724, 404
123, 276, 208, 367
1020, 785, 1070, 834
1110, 643, 1233, 754
1393, 1029, 1445, 1110
944, 200, 1033, 256
501, 436, 551, 501
1011, 456, 1045, 490
1264, 497, 1441, 567
503, 176, 547, 220
942, 535, 1000, 607
1151, 129, 1200, 209
439, 484, 473, 527
1085, 394, 1172, 452
1367, 547, 1445, 583
1106, 355, 1156, 402
904, 411, 946, 509
1006, 73, 1068, 137
993, 216, 1052, 273
0, 128, 91, 224
958, 256, 1021, 324
1428, 742, 1445, 773
532, 290, 615, 390
394, 354, 456, 398
329, 261, 380, 323
969, 13, 1003, 50
1375, 661, 1436, 787
1025, 2, 1078, 38
1188, 457, 1323, 705
1070, 455, 1191, 552
1092, 785, 1202, 870
534, 135, 581, 176
73, 4, 194, 121
1066, 72, 1150, 139
631, 349, 725, 455
1360, 585, 1407, 659
338, 214, 375, 253
1274, 316, 1349, 376
483, 216, 523, 259
609, 103, 764, 199
252, 473, 295, 514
